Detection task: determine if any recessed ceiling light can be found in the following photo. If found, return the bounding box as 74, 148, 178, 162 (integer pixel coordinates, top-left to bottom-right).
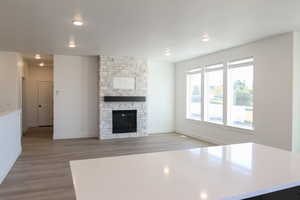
163, 166, 170, 175
201, 33, 210, 42
165, 48, 171, 56
69, 41, 77, 48
72, 20, 83, 26
35, 54, 41, 59
39, 62, 45, 67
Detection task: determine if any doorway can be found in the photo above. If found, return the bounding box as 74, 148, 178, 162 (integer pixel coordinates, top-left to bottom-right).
22, 54, 54, 139
37, 81, 53, 126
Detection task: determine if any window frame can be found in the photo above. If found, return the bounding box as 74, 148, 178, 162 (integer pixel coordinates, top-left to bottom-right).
186, 68, 202, 121
185, 57, 254, 133
204, 63, 225, 125
226, 57, 254, 130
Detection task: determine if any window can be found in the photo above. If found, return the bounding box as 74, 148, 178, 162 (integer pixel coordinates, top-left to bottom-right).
185, 57, 254, 131
186, 71, 201, 120
204, 64, 224, 124
227, 58, 254, 129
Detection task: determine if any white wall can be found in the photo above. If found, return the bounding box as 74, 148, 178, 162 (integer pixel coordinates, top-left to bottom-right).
23, 62, 53, 129
53, 55, 98, 139
175, 33, 294, 150
0, 51, 22, 183
293, 32, 300, 152
0, 52, 21, 112
147, 60, 175, 133
0, 111, 22, 183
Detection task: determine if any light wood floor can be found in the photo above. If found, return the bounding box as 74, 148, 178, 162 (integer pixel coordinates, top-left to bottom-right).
0, 127, 213, 200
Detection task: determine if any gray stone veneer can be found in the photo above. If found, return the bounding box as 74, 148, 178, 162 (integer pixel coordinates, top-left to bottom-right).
99, 56, 148, 139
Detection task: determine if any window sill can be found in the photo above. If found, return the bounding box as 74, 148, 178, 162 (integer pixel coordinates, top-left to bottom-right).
185, 118, 254, 135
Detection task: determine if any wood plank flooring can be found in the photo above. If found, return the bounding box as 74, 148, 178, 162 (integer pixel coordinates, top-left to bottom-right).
0, 127, 213, 200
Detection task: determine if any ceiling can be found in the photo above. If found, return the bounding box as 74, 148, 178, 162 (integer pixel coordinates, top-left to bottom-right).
1, 0, 300, 62
23, 54, 53, 67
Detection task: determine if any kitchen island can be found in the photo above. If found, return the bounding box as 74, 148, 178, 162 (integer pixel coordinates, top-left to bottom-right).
70, 143, 300, 200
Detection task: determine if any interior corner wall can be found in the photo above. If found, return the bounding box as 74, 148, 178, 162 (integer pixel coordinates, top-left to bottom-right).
147, 60, 175, 133
53, 55, 98, 139
175, 33, 294, 150
21, 61, 29, 132
292, 32, 300, 152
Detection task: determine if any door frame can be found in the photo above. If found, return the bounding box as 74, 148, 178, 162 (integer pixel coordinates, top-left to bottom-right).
37, 80, 53, 127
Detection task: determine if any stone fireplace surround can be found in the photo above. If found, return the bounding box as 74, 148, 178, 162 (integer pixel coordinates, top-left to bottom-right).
99, 56, 148, 140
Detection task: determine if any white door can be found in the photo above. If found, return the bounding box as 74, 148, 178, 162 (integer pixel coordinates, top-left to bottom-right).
38, 81, 53, 126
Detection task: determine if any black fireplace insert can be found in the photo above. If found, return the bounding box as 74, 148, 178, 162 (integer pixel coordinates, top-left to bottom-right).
112, 110, 137, 134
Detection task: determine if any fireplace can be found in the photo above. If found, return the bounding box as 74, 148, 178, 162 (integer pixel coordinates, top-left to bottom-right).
99, 56, 148, 139
113, 110, 137, 134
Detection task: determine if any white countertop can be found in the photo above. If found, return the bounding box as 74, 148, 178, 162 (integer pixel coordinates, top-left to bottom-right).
70, 143, 300, 200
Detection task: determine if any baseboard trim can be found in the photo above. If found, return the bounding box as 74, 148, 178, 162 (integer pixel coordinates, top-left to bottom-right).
148, 130, 176, 135
175, 129, 224, 145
